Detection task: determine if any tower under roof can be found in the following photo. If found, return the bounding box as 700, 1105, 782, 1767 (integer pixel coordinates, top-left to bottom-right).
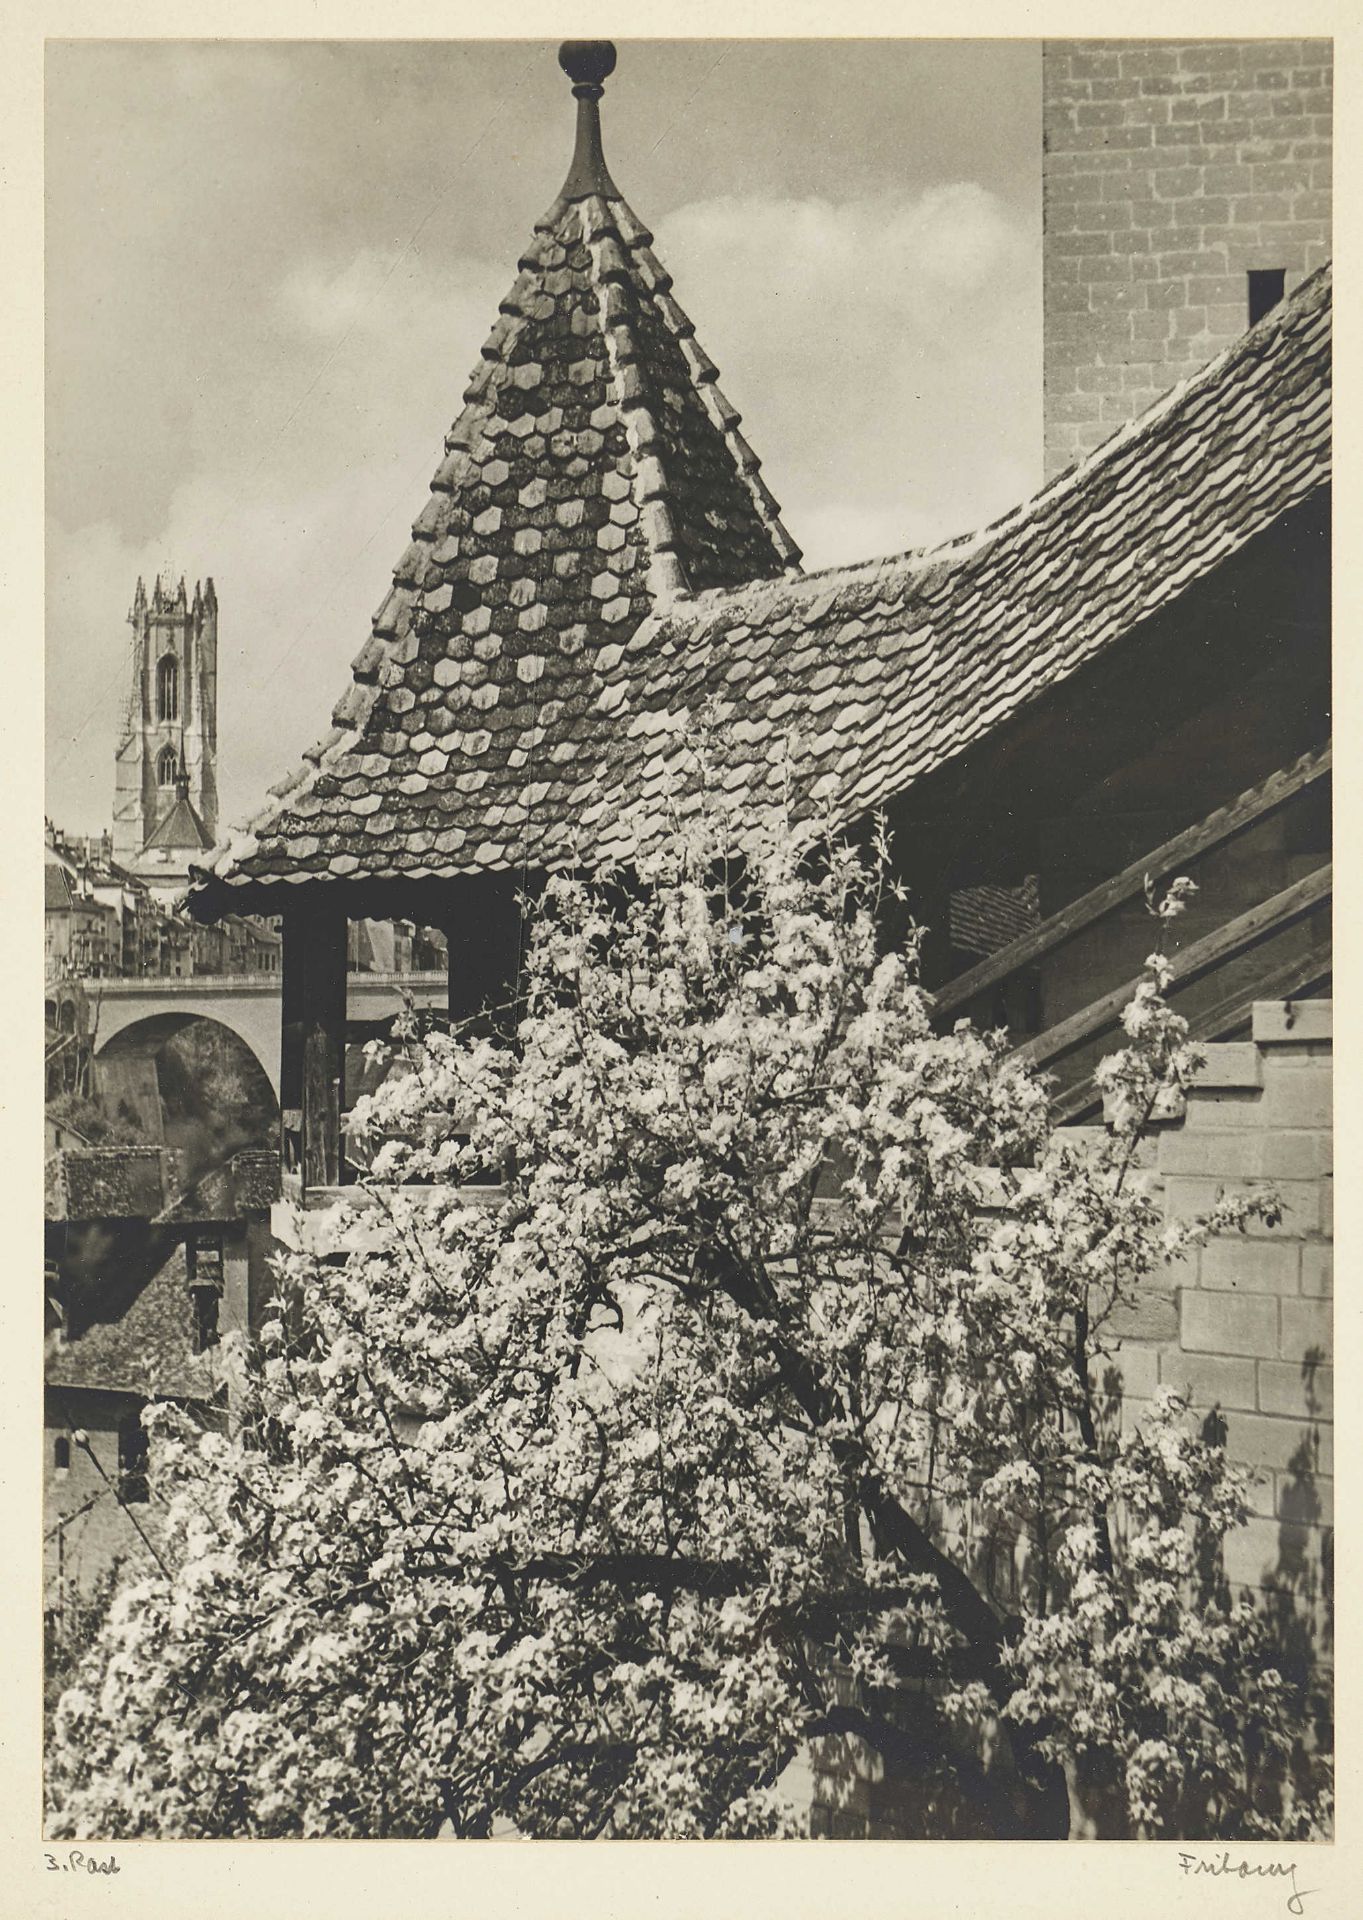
197, 41, 799, 901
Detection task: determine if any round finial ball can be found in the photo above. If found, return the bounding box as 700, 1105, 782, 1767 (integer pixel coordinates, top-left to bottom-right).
559, 40, 617, 89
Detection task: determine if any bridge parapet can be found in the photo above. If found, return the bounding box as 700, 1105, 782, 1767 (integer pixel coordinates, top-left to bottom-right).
88, 973, 449, 1102
87, 971, 447, 998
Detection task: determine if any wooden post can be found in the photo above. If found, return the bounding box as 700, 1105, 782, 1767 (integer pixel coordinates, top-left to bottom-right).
282, 899, 348, 1193
279, 911, 306, 1180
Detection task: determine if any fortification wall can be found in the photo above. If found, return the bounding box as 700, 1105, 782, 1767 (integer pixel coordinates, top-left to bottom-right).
1043, 39, 1331, 479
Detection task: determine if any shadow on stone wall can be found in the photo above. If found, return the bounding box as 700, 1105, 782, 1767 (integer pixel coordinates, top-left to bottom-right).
809, 1355, 1332, 1839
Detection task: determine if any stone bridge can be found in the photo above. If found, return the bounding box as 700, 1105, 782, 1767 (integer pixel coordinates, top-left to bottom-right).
86, 972, 448, 1099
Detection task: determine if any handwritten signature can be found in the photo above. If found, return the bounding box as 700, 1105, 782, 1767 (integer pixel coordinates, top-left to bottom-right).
1178, 1852, 1317, 1915
45, 1851, 119, 1877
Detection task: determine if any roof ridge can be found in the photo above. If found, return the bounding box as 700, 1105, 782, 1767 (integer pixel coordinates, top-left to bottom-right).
56, 1144, 165, 1159
579, 190, 800, 599
582, 198, 691, 599
604, 195, 802, 576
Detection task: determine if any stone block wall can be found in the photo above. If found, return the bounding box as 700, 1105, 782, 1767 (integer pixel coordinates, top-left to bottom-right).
1107, 999, 1333, 1657
1043, 39, 1332, 479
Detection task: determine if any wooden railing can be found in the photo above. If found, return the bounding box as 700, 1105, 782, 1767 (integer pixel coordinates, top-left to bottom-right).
1029, 866, 1330, 1122
1050, 956, 1332, 1126
933, 743, 1330, 1024
931, 744, 1331, 1125
1016, 864, 1331, 1075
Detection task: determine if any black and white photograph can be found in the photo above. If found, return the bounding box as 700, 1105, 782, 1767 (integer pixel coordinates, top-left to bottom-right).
27, 13, 1340, 1892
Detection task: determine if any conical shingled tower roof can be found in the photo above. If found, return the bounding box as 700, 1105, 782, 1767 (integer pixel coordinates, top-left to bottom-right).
197, 43, 799, 899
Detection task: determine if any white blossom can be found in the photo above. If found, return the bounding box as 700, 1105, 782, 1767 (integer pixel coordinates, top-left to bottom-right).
46, 798, 1327, 1843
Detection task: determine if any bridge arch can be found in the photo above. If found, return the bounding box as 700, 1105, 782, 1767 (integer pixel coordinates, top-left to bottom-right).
96, 1004, 281, 1100
87, 972, 448, 1115
94, 1011, 281, 1191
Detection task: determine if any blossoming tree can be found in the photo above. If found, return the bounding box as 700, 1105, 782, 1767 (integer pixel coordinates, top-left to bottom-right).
47, 803, 1328, 1840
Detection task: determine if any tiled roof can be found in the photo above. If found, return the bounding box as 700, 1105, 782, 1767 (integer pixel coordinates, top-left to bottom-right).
46, 1241, 215, 1400
45, 857, 74, 912
193, 48, 798, 903
950, 877, 1040, 959
152, 1149, 281, 1224
144, 787, 214, 854
193, 100, 1329, 906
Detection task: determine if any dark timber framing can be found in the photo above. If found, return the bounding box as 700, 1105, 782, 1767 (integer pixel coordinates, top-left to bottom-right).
1018, 863, 1331, 1074
280, 900, 348, 1192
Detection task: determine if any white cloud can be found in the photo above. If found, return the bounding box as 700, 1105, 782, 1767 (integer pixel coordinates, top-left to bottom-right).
653, 185, 1040, 569
277, 247, 506, 348
662, 183, 1025, 313
278, 251, 400, 341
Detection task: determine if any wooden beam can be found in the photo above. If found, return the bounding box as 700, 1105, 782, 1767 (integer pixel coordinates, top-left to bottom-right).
285, 899, 348, 1192
279, 909, 306, 1178
933, 743, 1331, 1022
1017, 863, 1331, 1078
1052, 951, 1332, 1125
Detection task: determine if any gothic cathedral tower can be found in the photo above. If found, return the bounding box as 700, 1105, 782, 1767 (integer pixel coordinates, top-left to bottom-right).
113, 572, 219, 883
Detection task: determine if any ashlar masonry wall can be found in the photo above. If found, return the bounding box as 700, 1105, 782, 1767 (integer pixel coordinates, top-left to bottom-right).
1043, 39, 1332, 479
1104, 999, 1332, 1661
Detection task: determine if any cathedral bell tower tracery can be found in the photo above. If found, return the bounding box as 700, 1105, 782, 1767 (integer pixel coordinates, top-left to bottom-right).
113, 571, 219, 888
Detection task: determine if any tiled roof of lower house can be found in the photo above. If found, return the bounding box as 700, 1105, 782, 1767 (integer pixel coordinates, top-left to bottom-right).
152, 1149, 281, 1224
950, 878, 1041, 960
46, 1241, 215, 1401
192, 166, 1329, 906
45, 854, 75, 912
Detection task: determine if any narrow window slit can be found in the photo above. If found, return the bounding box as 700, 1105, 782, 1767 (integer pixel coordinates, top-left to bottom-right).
1248, 268, 1286, 327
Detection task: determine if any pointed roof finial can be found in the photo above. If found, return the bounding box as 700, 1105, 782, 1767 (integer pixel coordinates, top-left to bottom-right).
556, 41, 619, 200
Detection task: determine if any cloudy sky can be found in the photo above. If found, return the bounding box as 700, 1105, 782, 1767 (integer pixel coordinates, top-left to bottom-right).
45, 38, 1041, 836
